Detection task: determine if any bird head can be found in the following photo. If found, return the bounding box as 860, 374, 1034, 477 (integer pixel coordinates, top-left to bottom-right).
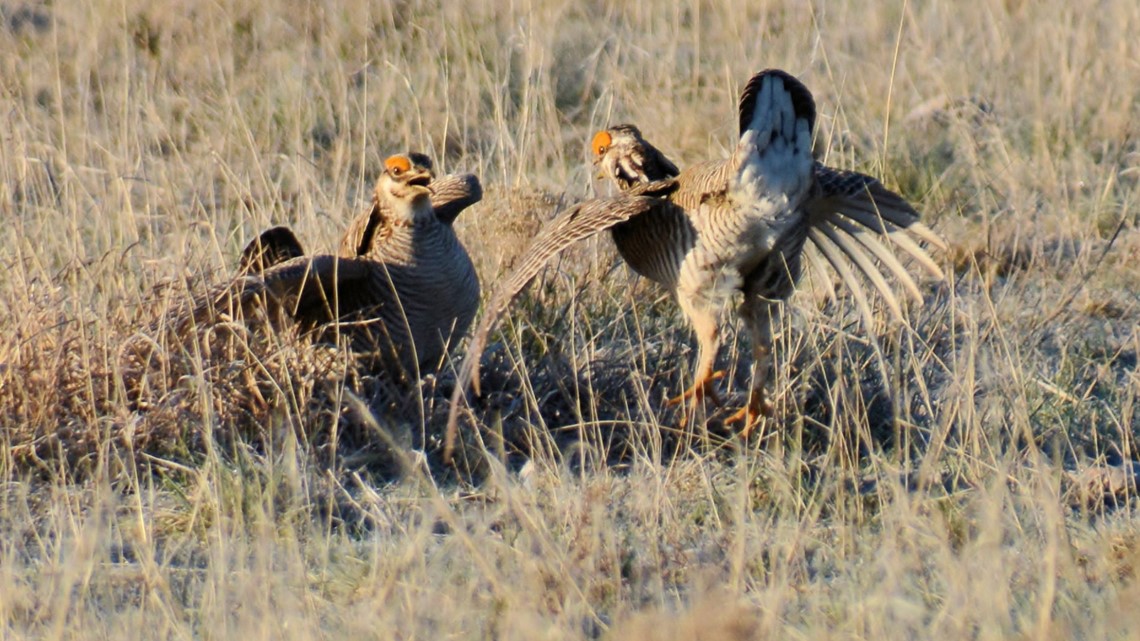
376, 153, 435, 221
590, 127, 625, 180
591, 125, 677, 190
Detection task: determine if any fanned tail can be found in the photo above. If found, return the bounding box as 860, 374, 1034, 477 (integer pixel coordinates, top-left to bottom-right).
734, 70, 816, 200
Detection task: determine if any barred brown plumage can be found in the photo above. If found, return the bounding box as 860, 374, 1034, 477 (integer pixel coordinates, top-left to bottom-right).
238, 153, 483, 273
337, 152, 483, 259
444, 69, 946, 459
193, 153, 480, 380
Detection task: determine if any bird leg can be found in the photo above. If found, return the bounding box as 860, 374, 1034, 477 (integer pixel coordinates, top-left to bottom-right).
667, 305, 725, 421
725, 297, 778, 437
723, 348, 774, 437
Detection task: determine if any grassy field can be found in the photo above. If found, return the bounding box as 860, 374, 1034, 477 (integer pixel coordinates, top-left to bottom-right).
2, 0, 1140, 638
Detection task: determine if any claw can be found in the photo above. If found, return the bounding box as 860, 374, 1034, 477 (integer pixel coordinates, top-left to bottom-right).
667, 370, 726, 407
723, 389, 774, 438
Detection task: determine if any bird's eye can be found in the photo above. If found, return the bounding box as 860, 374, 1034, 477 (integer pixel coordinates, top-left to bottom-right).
385, 155, 413, 176
591, 131, 613, 157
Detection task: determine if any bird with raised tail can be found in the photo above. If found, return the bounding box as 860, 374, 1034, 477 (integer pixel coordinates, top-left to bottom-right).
445, 69, 945, 458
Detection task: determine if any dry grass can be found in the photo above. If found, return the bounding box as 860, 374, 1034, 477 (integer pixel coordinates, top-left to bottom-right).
2, 0, 1140, 638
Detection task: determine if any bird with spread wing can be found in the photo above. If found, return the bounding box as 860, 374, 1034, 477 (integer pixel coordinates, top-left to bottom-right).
444, 69, 946, 459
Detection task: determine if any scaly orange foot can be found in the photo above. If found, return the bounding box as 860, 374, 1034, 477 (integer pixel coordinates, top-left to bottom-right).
667, 370, 726, 408
723, 391, 774, 438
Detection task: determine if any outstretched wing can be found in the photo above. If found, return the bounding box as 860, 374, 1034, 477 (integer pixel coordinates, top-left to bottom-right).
238, 226, 306, 274
187, 254, 377, 332
444, 184, 680, 459
339, 172, 484, 257
803, 164, 945, 319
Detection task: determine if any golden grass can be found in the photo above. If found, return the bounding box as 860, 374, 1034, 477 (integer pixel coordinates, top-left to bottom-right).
2, 0, 1140, 638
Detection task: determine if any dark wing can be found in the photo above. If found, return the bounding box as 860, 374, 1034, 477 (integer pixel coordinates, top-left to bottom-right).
443, 187, 681, 460
187, 255, 377, 332
803, 163, 945, 319
238, 226, 305, 274
257, 255, 379, 326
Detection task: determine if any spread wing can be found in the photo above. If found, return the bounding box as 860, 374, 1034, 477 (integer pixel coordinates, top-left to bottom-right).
186, 255, 378, 332
803, 164, 946, 319
444, 182, 680, 459
238, 226, 306, 274
339, 172, 484, 257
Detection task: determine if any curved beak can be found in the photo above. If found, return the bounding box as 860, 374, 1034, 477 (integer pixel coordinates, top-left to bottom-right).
591, 156, 606, 180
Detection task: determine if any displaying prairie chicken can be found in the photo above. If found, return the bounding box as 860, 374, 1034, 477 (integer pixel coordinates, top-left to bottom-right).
336, 152, 483, 259
237, 152, 482, 272
195, 153, 481, 379
591, 123, 945, 325
445, 69, 944, 457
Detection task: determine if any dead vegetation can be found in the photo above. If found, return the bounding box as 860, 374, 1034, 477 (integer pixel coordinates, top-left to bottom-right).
1, 0, 1140, 638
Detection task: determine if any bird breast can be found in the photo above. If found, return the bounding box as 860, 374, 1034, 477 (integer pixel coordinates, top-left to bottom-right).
376, 223, 480, 367
610, 205, 696, 288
